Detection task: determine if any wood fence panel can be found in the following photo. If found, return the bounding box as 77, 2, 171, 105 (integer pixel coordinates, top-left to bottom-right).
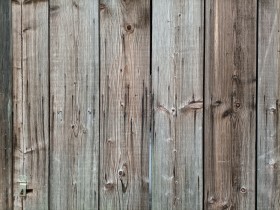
49, 0, 99, 209
204, 0, 257, 209
0, 0, 12, 209
152, 0, 204, 209
99, 0, 151, 209
12, 0, 49, 209
258, 1, 280, 209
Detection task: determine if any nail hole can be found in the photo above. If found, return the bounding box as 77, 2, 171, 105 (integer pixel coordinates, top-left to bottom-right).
118, 170, 125, 176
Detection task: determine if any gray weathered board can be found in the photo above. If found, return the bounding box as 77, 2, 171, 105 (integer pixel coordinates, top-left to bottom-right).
258, 0, 280, 209
152, 0, 203, 209
12, 0, 49, 209
0, 0, 278, 209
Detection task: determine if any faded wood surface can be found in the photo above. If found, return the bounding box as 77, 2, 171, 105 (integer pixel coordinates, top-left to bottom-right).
12, 0, 49, 209
0, 0, 12, 209
99, 0, 151, 209
204, 0, 257, 209
49, 0, 99, 209
258, 0, 280, 209
152, 0, 203, 209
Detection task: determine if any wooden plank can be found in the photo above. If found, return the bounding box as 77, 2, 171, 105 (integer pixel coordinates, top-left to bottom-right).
258, 1, 280, 208
0, 0, 12, 209
12, 0, 49, 209
152, 0, 203, 209
204, 0, 257, 209
49, 0, 99, 209
99, 0, 151, 209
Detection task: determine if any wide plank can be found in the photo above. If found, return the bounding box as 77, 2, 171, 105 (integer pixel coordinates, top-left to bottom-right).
49, 0, 99, 209
152, 0, 204, 209
99, 0, 151, 209
204, 0, 257, 209
12, 0, 49, 209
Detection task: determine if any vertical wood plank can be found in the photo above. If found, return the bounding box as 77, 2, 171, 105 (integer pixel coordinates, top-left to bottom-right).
99, 0, 151, 209
49, 0, 99, 209
12, 1, 49, 210
12, 0, 49, 209
258, 1, 280, 208
0, 0, 12, 209
152, 0, 203, 209
204, 0, 257, 209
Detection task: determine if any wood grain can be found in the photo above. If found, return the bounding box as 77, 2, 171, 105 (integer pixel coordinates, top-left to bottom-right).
258, 0, 280, 209
99, 0, 151, 209
152, 0, 204, 209
49, 0, 99, 209
0, 0, 12, 209
204, 0, 257, 209
12, 0, 49, 209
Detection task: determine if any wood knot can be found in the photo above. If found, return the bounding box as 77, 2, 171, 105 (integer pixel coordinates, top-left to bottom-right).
232, 74, 239, 80
104, 182, 114, 190
240, 187, 247, 193
235, 102, 241, 108
222, 109, 233, 118
269, 159, 277, 168
125, 24, 134, 33
208, 196, 216, 204
213, 100, 222, 107
268, 107, 276, 113
118, 169, 125, 177
100, 3, 106, 10
221, 202, 229, 209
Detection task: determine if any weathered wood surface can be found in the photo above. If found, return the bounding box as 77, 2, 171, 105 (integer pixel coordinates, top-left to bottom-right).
99, 0, 151, 209
49, 0, 99, 209
204, 0, 257, 209
258, 0, 280, 209
12, 0, 49, 209
152, 0, 203, 209
0, 0, 12, 209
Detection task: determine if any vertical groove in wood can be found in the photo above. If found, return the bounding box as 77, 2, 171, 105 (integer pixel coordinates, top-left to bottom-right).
12, 0, 49, 209
152, 0, 204, 209
0, 0, 12, 209
99, 0, 151, 209
49, 0, 99, 209
204, 0, 257, 209
258, 0, 280, 209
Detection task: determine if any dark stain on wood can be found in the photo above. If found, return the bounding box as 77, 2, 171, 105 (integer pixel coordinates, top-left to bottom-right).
0, 0, 12, 208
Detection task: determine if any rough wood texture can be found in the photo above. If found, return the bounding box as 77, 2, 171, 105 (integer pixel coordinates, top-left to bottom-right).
152, 0, 203, 209
99, 0, 151, 209
258, 1, 280, 209
0, 0, 12, 209
49, 0, 99, 209
12, 0, 49, 209
204, 0, 257, 209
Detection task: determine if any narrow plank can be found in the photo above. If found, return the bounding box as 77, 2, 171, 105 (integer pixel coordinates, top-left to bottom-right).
204, 0, 257, 209
12, 0, 49, 209
258, 1, 280, 208
49, 0, 99, 209
0, 0, 12, 209
99, 0, 151, 209
152, 0, 203, 209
